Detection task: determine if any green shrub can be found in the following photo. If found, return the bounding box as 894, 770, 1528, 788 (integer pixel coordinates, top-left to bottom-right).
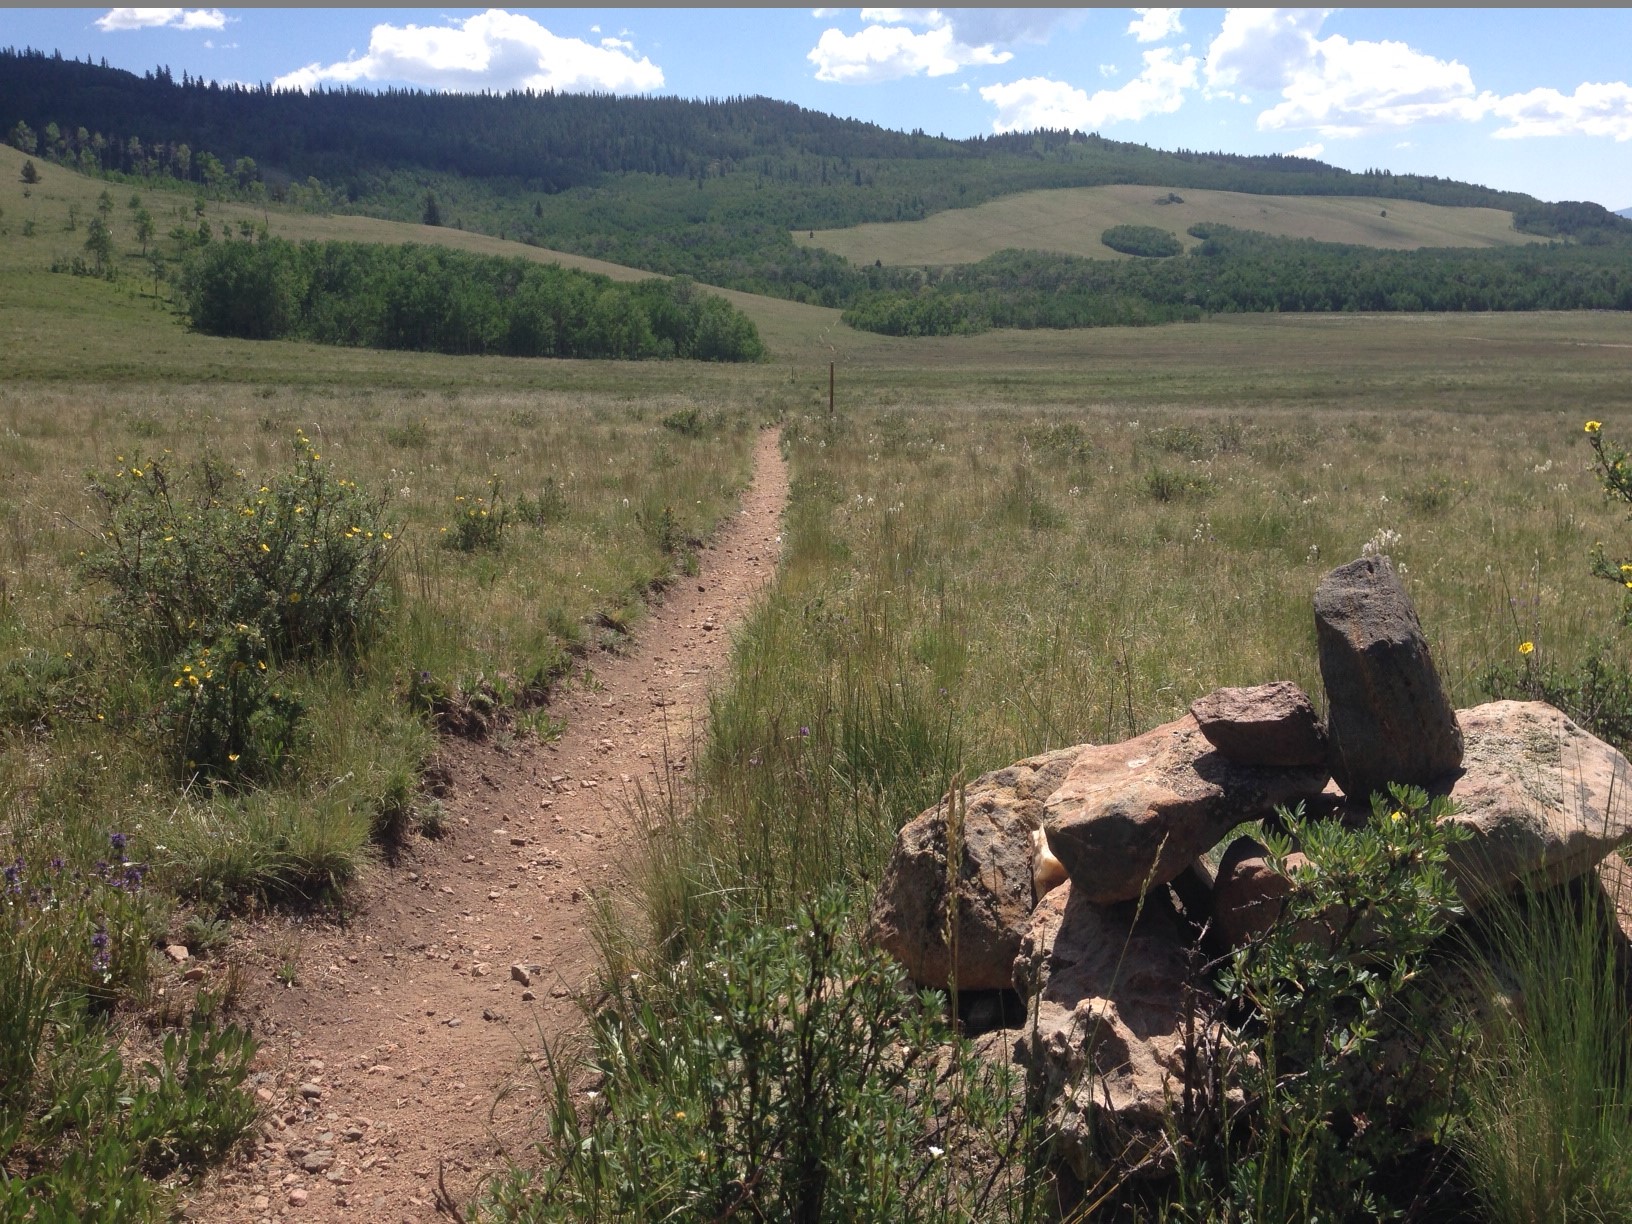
84, 430, 397, 662
1170, 787, 1470, 1221
484, 889, 1042, 1222
165, 630, 306, 784
1101, 224, 1184, 258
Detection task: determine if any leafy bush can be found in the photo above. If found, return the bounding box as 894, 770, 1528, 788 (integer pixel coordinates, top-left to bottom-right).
1169, 788, 1469, 1221
484, 889, 1042, 1222
84, 430, 397, 662
1101, 224, 1184, 258
166, 630, 306, 783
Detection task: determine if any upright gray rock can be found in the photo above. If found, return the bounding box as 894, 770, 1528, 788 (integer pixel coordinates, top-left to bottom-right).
1014, 881, 1215, 1182
1314, 555, 1462, 801
1042, 715, 1330, 905
1443, 701, 1632, 903
868, 747, 1081, 991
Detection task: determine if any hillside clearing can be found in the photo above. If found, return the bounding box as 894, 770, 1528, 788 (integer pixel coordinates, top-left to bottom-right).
795, 182, 1547, 267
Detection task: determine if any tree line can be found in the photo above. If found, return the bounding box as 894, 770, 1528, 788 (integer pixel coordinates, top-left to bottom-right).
841, 226, 1632, 336
183, 237, 764, 361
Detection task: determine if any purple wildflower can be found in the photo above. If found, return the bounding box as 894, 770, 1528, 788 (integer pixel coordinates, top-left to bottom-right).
109, 832, 129, 860
799, 726, 810, 738
122, 863, 146, 892
4, 859, 22, 896
91, 926, 111, 972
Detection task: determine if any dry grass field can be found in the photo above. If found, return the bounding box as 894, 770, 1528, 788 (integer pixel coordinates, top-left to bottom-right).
794, 181, 1545, 267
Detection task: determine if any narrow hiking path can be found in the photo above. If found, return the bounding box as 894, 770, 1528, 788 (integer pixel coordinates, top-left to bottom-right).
189, 430, 789, 1224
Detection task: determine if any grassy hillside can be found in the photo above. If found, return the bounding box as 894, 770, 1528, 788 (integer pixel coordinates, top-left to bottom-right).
798, 183, 1545, 267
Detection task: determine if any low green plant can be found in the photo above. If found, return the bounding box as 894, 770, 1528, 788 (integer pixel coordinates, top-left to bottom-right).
165, 629, 306, 784
484, 888, 1044, 1222
1169, 787, 1470, 1222
512, 477, 567, 527
446, 474, 507, 551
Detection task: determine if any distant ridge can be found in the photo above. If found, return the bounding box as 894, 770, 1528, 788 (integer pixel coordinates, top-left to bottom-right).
1619, 207, 1632, 220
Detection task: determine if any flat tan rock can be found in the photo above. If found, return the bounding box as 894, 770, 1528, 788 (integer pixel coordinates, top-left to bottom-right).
1443, 700, 1632, 902
1190, 681, 1327, 768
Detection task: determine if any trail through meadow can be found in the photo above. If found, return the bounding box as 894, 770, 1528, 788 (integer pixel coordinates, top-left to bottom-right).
189, 429, 789, 1223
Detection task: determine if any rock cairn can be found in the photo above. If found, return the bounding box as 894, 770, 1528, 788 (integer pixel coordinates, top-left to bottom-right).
867, 555, 1632, 1183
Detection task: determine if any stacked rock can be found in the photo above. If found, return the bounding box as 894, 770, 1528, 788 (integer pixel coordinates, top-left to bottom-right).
867, 554, 1632, 1184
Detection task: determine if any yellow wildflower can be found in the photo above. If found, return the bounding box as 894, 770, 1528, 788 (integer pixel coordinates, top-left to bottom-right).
1586, 420, 1603, 434
288, 592, 302, 603
227, 753, 240, 763
1390, 810, 1405, 823
1518, 641, 1534, 656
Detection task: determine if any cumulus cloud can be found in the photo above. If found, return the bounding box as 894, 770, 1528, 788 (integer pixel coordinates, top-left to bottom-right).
809, 16, 1011, 83
858, 8, 943, 26
808, 8, 1080, 84
1286, 141, 1323, 158
1127, 9, 1183, 44
980, 46, 1199, 133
272, 8, 663, 94
1206, 9, 1492, 136
97, 8, 225, 32
1490, 81, 1632, 142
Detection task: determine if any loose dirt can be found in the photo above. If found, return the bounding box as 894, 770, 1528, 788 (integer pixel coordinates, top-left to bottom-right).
187, 430, 789, 1223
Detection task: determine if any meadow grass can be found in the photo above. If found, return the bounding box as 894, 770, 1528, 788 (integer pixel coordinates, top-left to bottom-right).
640, 397, 1632, 944
9, 140, 1632, 1218
794, 181, 1544, 268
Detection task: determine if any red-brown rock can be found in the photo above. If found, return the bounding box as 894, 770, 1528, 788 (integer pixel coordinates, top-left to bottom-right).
1314, 555, 1463, 802
1190, 681, 1327, 767
1042, 715, 1330, 905
868, 747, 1081, 991
1013, 881, 1216, 1181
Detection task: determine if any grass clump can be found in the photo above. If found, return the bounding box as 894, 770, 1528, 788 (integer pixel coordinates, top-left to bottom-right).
1451, 875, 1632, 1222
486, 889, 1045, 1223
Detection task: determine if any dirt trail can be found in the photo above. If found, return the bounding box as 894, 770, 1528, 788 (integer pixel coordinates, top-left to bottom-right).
189, 430, 789, 1224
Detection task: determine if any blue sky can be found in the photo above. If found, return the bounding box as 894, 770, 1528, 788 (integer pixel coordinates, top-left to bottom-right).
4, 8, 1630, 209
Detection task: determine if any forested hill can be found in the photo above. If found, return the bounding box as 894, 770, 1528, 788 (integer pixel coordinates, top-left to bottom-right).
5, 44, 1618, 225
5, 45, 1630, 308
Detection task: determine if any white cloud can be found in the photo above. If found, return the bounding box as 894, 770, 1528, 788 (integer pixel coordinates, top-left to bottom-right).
1099, 63, 1120, 78
981, 46, 1199, 133
859, 8, 943, 26
1206, 9, 1492, 137
809, 18, 1011, 83
1286, 141, 1323, 158
97, 8, 226, 32
1127, 9, 1183, 44
272, 9, 663, 94
1490, 81, 1632, 142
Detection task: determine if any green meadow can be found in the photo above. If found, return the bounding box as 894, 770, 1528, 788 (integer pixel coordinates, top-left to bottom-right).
5, 144, 1632, 1219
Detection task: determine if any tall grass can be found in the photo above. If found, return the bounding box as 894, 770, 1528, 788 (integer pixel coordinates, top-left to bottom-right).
1454, 870, 1632, 1221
